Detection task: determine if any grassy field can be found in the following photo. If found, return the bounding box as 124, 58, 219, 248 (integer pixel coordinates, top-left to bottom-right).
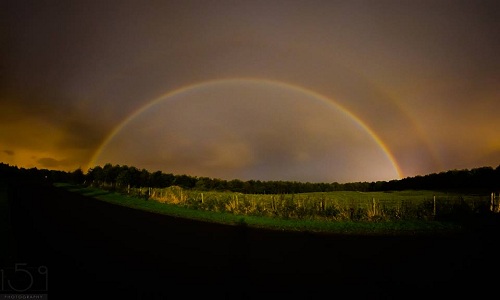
53, 182, 491, 235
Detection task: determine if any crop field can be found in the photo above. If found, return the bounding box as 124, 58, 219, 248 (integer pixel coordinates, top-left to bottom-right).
114, 185, 493, 221
57, 182, 499, 235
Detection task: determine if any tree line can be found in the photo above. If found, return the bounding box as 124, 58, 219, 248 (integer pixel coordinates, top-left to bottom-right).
2, 162, 499, 193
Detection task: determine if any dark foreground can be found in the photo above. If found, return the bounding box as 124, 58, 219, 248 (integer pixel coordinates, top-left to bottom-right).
4, 180, 500, 299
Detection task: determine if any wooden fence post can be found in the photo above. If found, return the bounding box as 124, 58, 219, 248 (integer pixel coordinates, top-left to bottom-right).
433, 196, 436, 217
497, 193, 499, 213
492, 192, 499, 213
372, 198, 376, 216
491, 193, 494, 212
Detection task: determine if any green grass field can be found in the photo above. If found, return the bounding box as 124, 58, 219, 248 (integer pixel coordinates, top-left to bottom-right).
54, 183, 483, 235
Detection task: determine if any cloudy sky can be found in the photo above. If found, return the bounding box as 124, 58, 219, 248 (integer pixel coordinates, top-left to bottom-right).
2, 0, 499, 183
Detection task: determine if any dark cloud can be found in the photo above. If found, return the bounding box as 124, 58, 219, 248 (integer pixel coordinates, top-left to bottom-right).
55, 119, 105, 151
37, 157, 74, 169
3, 150, 14, 156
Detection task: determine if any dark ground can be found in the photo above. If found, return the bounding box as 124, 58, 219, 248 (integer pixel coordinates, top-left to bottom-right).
3, 180, 500, 299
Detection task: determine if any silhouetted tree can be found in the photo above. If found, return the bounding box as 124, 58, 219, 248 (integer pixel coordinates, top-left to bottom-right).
73, 162, 500, 193
71, 168, 85, 184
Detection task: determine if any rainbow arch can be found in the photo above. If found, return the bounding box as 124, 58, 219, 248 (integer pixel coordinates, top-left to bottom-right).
89, 78, 403, 179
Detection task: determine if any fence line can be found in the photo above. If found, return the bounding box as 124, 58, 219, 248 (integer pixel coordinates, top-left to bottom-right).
87, 182, 499, 219
491, 192, 500, 213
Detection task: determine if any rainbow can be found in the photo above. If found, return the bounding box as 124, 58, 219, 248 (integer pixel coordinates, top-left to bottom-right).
367, 85, 443, 173
89, 78, 404, 179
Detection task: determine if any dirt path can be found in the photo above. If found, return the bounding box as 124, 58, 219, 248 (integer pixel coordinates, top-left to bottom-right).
7, 181, 500, 299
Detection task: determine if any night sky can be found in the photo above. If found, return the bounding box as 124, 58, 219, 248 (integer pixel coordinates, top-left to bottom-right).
2, 0, 499, 183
